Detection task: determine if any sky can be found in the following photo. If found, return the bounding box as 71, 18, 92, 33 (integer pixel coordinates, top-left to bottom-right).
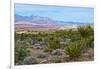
15, 3, 94, 23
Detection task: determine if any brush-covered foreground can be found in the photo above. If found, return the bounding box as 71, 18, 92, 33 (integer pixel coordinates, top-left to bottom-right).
15, 26, 94, 65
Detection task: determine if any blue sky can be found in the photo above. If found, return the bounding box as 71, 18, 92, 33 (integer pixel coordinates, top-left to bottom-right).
15, 3, 94, 23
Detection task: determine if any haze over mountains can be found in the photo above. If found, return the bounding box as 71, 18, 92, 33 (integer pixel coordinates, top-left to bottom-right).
15, 14, 93, 31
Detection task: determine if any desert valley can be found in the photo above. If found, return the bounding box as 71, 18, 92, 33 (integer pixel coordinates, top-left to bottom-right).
15, 15, 94, 65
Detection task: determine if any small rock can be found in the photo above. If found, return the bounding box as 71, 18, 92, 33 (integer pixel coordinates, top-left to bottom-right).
40, 60, 48, 63
51, 49, 65, 56
37, 53, 47, 58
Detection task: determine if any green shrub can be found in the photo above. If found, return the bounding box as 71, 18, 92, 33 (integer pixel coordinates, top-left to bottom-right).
44, 38, 60, 52
51, 56, 62, 63
65, 42, 82, 61
15, 46, 29, 63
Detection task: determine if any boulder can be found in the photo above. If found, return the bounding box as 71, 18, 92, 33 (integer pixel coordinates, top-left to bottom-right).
23, 56, 38, 65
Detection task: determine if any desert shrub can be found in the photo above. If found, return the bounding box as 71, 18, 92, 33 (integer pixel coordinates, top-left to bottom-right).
36, 36, 43, 41
20, 33, 27, 40
87, 35, 94, 48
15, 32, 20, 41
54, 30, 68, 38
66, 29, 81, 42
44, 38, 60, 52
65, 42, 82, 61
50, 56, 62, 63
15, 46, 29, 63
43, 46, 53, 52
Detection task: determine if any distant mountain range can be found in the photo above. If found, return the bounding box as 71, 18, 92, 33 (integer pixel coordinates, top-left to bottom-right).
15, 14, 93, 31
